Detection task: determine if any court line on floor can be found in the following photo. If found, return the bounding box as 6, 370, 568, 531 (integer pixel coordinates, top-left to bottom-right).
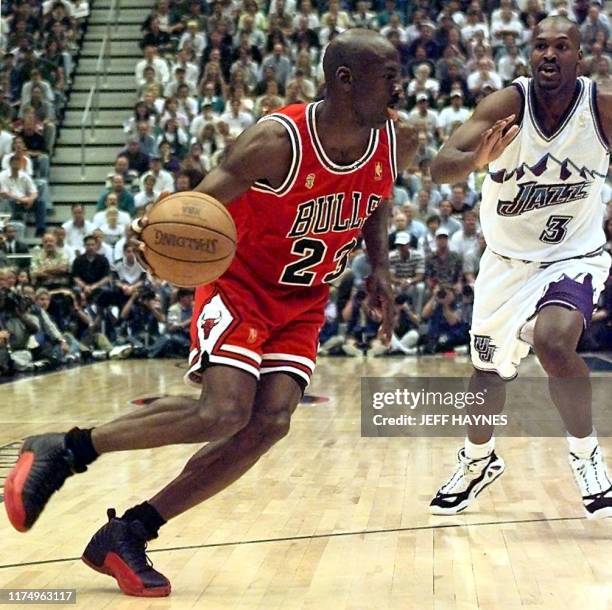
0, 515, 585, 570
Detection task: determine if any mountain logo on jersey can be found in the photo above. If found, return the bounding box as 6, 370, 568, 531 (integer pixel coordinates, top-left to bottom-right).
491, 153, 605, 217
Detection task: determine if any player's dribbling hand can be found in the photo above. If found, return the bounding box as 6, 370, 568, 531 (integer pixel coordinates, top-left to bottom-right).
128, 191, 172, 275
473, 114, 519, 170
365, 272, 396, 346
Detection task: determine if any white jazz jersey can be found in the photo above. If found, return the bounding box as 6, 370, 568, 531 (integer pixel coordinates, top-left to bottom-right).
481, 76, 609, 262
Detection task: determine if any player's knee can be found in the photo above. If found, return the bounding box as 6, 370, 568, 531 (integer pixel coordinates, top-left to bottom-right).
254, 406, 292, 444
534, 331, 575, 371
197, 393, 252, 435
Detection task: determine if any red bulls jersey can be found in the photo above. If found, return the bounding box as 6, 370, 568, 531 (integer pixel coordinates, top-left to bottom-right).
226, 101, 398, 289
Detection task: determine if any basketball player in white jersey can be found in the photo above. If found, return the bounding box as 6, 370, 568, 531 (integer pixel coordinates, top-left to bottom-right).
429, 16, 612, 518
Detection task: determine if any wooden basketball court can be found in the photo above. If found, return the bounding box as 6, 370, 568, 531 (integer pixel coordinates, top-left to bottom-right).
1, 355, 611, 609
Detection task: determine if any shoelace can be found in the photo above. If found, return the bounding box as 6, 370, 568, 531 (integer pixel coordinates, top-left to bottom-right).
572, 453, 611, 499
106, 509, 155, 572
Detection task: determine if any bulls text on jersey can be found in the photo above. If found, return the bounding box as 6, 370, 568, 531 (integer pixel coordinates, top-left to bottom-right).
287, 192, 382, 238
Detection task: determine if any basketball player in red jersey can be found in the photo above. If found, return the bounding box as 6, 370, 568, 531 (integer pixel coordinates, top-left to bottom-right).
4, 29, 418, 597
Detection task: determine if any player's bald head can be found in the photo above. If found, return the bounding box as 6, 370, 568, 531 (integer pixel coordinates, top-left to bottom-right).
533, 15, 580, 48
323, 28, 397, 85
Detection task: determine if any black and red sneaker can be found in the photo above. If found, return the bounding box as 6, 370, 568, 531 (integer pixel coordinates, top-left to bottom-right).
82, 509, 171, 597
4, 434, 79, 532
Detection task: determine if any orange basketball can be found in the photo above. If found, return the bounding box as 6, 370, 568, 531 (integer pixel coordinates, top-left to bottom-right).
140, 191, 237, 288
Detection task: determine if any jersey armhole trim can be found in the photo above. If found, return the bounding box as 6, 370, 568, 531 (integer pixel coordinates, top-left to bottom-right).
510, 81, 525, 126
252, 113, 302, 197
590, 81, 611, 152
386, 120, 398, 182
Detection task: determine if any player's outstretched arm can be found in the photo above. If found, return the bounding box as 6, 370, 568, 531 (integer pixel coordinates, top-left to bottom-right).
361, 121, 419, 343
431, 87, 523, 184
194, 120, 293, 205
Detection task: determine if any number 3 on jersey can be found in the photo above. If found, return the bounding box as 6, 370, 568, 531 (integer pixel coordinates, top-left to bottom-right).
539, 215, 573, 244
279, 237, 358, 286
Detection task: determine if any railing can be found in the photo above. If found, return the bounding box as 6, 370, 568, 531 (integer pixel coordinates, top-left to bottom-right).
80, 0, 121, 178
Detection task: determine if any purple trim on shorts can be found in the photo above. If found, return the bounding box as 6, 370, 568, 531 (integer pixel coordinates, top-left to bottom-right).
536, 274, 595, 327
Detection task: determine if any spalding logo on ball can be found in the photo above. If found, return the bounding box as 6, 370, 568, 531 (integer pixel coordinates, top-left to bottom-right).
141, 192, 237, 288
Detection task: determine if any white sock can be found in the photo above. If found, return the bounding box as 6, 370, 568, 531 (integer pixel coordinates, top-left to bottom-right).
567, 430, 598, 458
465, 436, 494, 460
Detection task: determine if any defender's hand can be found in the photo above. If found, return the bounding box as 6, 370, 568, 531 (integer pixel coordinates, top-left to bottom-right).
473, 115, 519, 170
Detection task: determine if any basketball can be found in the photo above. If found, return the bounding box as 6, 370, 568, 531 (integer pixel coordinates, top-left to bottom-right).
140, 191, 237, 288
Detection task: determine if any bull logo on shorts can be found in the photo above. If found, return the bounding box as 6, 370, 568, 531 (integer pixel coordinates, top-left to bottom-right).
473, 334, 496, 364
201, 313, 222, 339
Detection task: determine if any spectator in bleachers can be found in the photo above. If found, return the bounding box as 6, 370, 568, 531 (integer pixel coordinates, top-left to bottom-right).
438, 90, 471, 141
17, 110, 51, 182
1, 222, 29, 267
134, 173, 159, 210
136, 45, 170, 89
260, 42, 292, 89
467, 57, 503, 95
62, 203, 94, 254
592, 56, 611, 88
93, 191, 131, 228
140, 155, 175, 193
96, 175, 136, 216
0, 154, 45, 236
72, 234, 111, 299
389, 231, 426, 314
181, 141, 209, 179
448, 182, 476, 215
30, 232, 71, 289
219, 97, 254, 135
580, 3, 610, 49
141, 16, 173, 54
135, 120, 159, 158
449, 209, 479, 260
425, 228, 463, 293
158, 139, 182, 175
52, 225, 75, 264
407, 94, 440, 142
97, 208, 126, 247
121, 137, 151, 176
137, 65, 164, 100
105, 155, 139, 190
418, 214, 441, 257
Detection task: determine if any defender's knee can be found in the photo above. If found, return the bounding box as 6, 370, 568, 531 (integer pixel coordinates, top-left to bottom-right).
534, 331, 576, 373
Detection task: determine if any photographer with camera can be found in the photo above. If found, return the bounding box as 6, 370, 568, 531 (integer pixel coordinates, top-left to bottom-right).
113, 282, 165, 359
147, 288, 193, 359
0, 285, 40, 374
370, 293, 421, 356
421, 283, 470, 354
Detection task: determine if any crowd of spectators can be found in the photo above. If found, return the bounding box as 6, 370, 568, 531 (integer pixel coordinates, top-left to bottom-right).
0, 0, 611, 377
0, 0, 88, 237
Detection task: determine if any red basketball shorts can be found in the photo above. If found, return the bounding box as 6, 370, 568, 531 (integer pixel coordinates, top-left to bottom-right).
186, 262, 328, 388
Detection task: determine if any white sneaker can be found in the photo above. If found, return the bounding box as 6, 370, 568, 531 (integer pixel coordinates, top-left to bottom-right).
569, 445, 612, 519
109, 345, 133, 360
430, 448, 505, 515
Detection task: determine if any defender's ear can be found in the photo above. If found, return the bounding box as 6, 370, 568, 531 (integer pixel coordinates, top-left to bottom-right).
336, 66, 352, 86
